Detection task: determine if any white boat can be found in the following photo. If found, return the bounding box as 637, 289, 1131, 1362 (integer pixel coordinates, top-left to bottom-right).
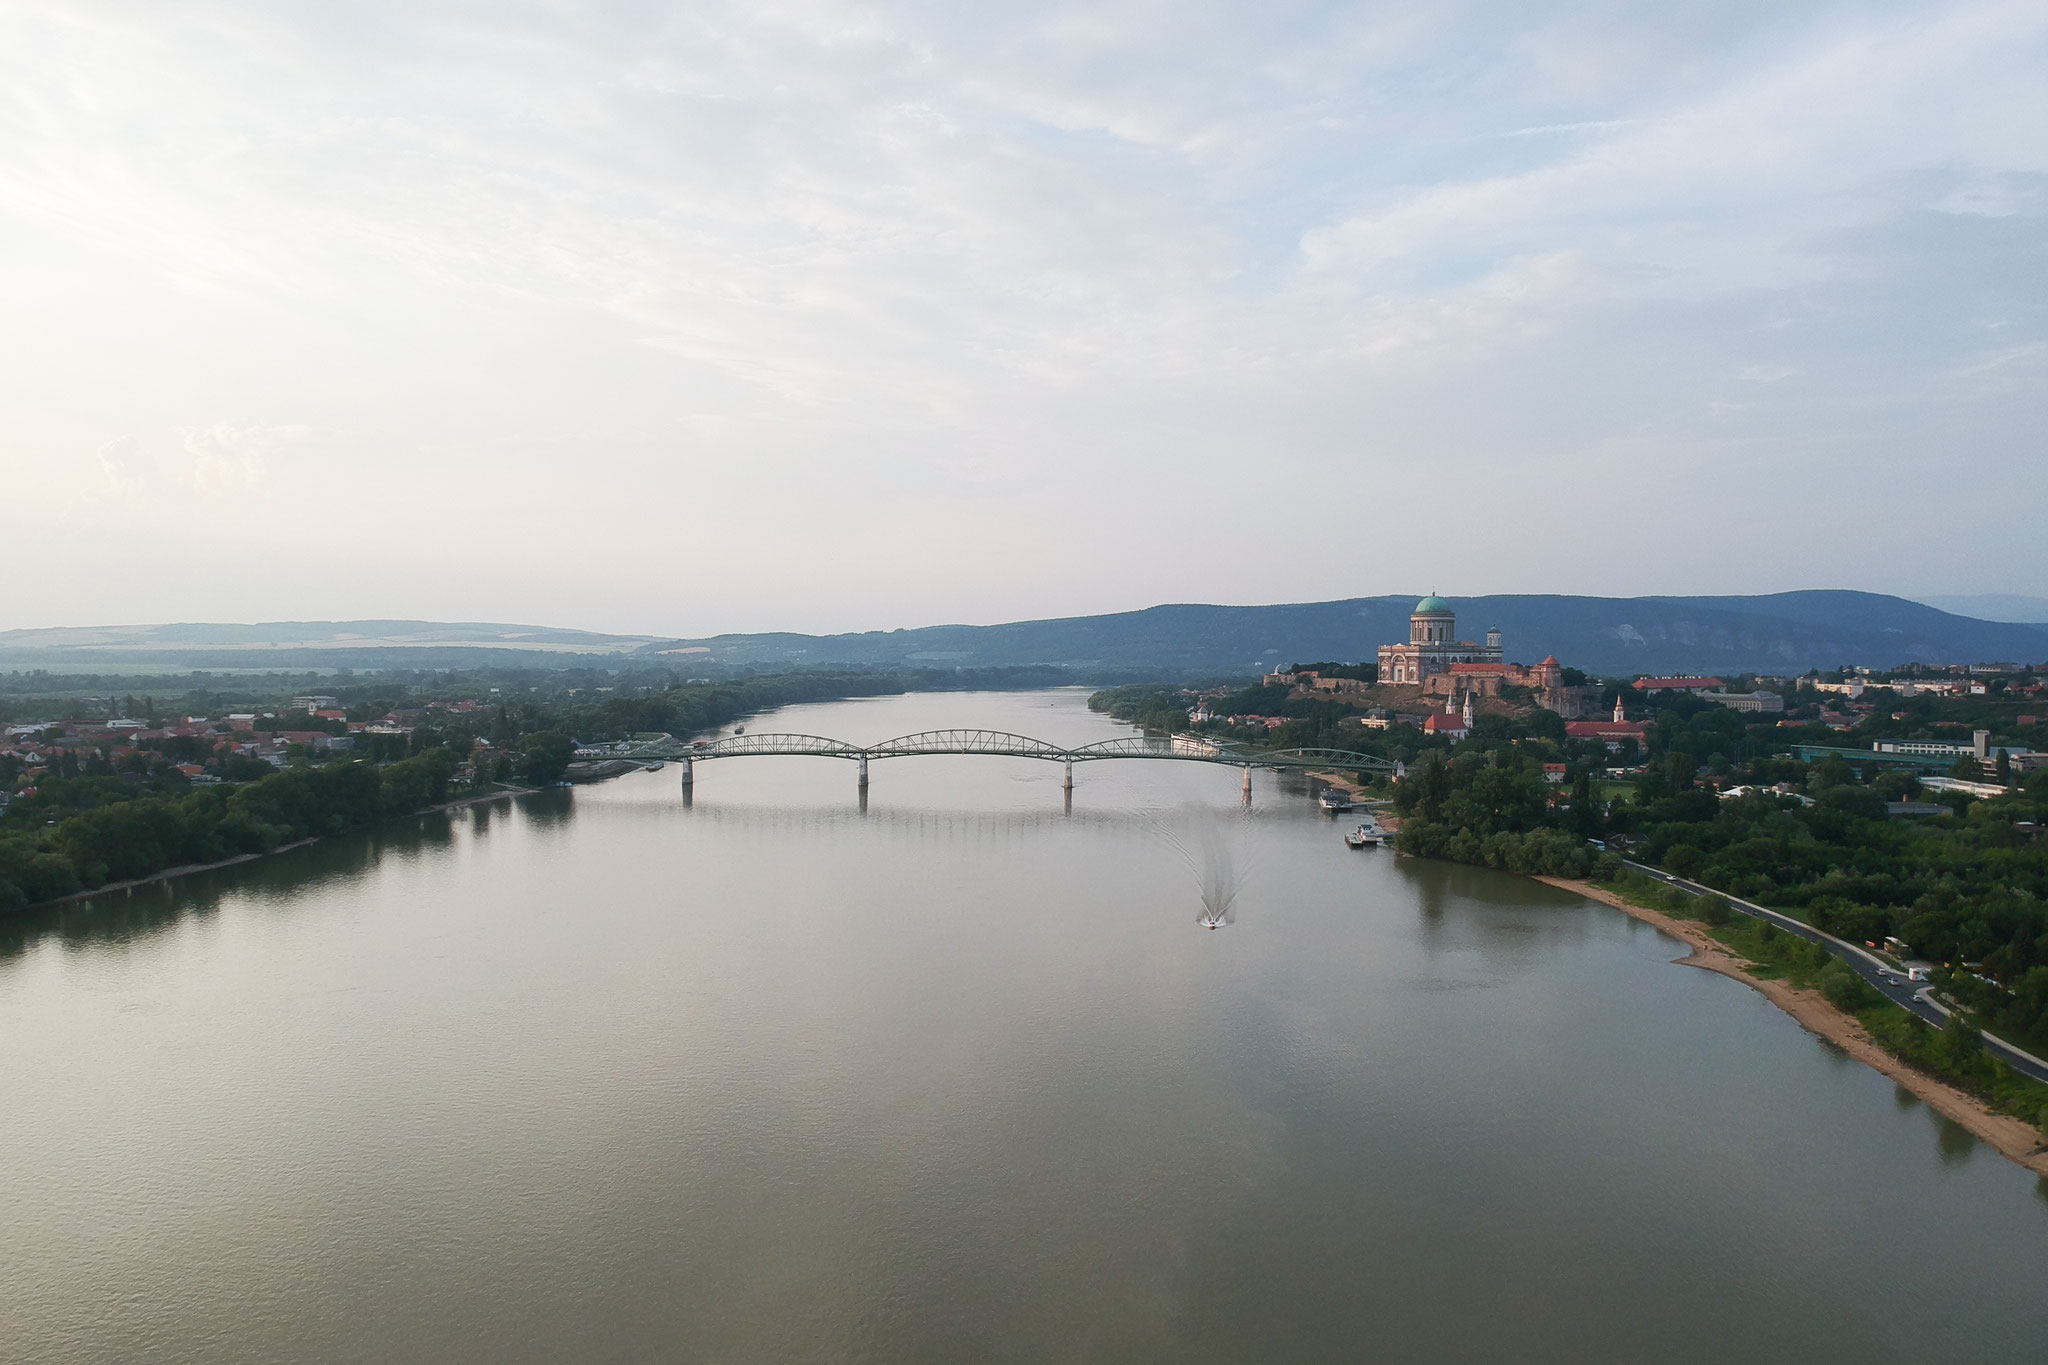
1345, 821, 1387, 849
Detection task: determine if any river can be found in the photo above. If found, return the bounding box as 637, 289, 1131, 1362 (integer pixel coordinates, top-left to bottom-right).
3, 688, 2045, 1363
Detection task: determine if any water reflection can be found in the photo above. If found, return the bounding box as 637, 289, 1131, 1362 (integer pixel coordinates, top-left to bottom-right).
1935, 1114, 1980, 1165
5, 690, 2048, 1365
0, 794, 540, 964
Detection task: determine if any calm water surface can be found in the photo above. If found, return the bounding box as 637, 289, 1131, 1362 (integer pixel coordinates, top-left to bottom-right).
3, 689, 2045, 1363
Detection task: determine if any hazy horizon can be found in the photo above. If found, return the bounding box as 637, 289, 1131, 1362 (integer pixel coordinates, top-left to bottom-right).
5, 2, 2044, 636
3, 586, 2045, 646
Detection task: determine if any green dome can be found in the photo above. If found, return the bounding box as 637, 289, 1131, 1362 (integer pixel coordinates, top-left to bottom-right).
1414, 595, 1453, 614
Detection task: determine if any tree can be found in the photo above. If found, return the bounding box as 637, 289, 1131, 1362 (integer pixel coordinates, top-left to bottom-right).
1570, 770, 1602, 838
1819, 959, 1875, 1012
1401, 751, 1452, 823
1696, 893, 1731, 926
1941, 1012, 1983, 1067
1809, 755, 1854, 791
520, 731, 576, 785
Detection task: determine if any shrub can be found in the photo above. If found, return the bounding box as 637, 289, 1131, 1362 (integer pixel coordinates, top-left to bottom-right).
1819, 959, 1877, 1012
1943, 1013, 1983, 1066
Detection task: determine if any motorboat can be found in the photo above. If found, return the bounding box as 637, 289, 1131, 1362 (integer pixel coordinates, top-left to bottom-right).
1345, 820, 1387, 849
1318, 788, 1355, 813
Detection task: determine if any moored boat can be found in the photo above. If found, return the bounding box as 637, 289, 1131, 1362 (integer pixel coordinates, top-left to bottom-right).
1345, 820, 1387, 848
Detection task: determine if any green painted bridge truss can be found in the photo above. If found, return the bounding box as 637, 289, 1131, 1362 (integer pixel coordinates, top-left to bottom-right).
586, 729, 1393, 788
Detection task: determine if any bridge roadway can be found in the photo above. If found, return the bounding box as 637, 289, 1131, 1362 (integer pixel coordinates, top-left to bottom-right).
579, 728, 1393, 800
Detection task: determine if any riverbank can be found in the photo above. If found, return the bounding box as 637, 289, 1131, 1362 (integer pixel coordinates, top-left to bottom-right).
1305, 768, 1387, 801
31, 785, 536, 912
1538, 875, 2048, 1179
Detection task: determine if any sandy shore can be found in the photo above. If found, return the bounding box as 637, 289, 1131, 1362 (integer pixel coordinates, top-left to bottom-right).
35, 786, 535, 910
1305, 769, 1385, 800
1538, 876, 2048, 1179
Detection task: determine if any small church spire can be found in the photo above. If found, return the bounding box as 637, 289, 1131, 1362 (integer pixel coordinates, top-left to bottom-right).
1613, 693, 1627, 723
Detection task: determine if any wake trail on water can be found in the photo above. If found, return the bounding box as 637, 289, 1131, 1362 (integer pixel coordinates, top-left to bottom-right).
1131, 802, 1265, 929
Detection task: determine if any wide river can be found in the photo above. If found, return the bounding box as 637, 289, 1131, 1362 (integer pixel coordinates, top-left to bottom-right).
3, 689, 2045, 1362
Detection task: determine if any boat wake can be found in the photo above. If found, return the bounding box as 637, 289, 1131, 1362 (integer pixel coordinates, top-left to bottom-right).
1135, 802, 1264, 930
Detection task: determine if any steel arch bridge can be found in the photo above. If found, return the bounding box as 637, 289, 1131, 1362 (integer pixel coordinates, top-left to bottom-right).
578, 729, 1392, 800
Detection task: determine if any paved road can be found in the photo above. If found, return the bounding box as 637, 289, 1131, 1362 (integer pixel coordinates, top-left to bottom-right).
1623, 861, 2048, 1086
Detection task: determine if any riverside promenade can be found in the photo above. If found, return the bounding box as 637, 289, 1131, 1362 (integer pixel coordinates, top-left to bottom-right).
1625, 861, 2048, 1085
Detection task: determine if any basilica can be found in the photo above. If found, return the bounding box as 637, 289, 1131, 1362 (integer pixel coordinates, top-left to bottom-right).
1376, 596, 1504, 686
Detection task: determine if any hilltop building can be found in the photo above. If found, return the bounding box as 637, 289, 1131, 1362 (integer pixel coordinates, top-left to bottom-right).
1377, 596, 1503, 686
1377, 594, 1585, 715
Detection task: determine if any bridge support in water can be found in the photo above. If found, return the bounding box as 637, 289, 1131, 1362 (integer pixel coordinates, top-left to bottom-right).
679, 755, 693, 807
608, 730, 1392, 812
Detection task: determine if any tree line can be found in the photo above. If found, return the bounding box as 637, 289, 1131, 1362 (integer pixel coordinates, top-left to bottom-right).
1, 666, 1073, 914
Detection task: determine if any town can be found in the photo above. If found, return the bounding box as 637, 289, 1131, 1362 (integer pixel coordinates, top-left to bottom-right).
1088, 595, 2043, 792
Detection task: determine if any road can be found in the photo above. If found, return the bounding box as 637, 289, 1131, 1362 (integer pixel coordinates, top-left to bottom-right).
1624, 861, 2048, 1086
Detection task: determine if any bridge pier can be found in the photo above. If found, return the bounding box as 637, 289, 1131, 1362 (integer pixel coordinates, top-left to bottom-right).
857, 755, 869, 797
1242, 763, 1252, 807
680, 756, 693, 807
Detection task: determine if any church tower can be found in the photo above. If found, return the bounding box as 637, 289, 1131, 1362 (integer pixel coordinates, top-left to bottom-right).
1613, 694, 1627, 723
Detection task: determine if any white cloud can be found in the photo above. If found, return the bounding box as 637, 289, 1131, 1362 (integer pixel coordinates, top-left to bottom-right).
93, 435, 149, 496
0, 0, 2043, 630
180, 423, 306, 495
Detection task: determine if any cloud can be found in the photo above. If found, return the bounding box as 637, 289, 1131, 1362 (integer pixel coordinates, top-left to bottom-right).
0, 0, 2043, 630
180, 423, 307, 495
94, 435, 149, 496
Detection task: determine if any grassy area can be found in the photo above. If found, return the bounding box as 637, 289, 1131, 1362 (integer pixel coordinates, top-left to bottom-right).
1597, 869, 2048, 1140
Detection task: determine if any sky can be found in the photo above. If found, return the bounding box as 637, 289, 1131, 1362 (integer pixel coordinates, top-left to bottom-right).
2, 0, 2044, 637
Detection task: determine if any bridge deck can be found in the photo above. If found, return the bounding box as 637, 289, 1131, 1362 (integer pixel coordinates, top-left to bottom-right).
582, 729, 1391, 771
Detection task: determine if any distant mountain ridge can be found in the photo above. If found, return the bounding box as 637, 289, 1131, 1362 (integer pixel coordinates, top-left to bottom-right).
1914, 593, 2048, 624
636, 591, 2048, 676
2, 592, 2043, 677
